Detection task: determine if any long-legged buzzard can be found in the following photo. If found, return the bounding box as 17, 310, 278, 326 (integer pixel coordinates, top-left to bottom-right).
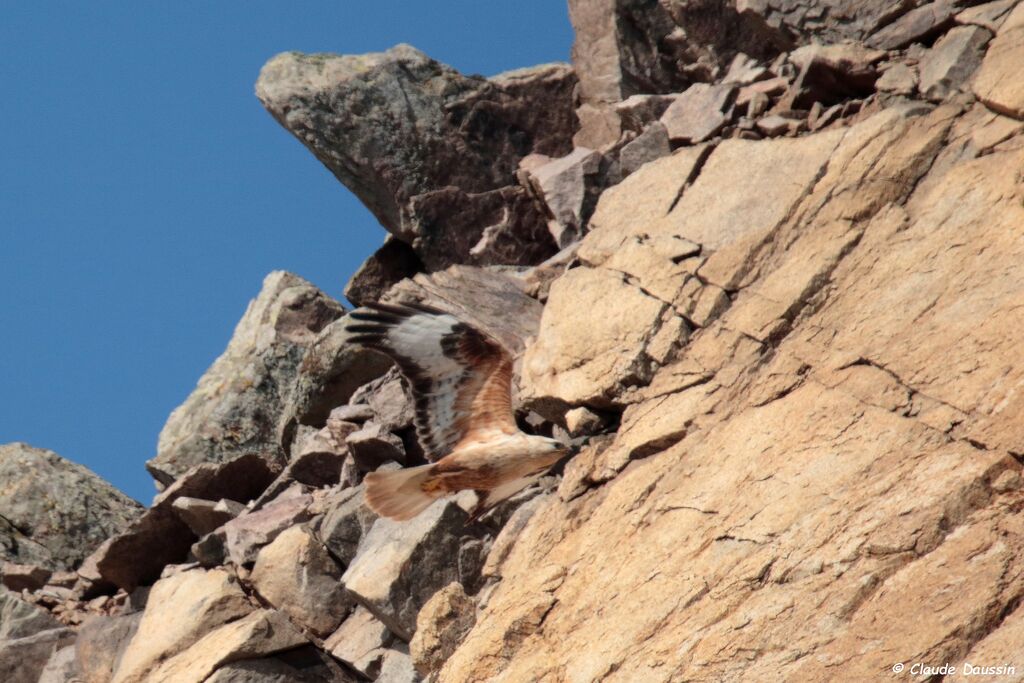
347, 302, 566, 521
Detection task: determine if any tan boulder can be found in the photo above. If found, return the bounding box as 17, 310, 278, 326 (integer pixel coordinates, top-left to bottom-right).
145, 610, 307, 683
112, 568, 252, 683
409, 582, 476, 677
324, 606, 393, 678
521, 266, 669, 408
973, 15, 1024, 119
249, 525, 349, 637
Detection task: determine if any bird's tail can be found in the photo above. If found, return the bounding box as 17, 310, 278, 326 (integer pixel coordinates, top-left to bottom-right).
364, 464, 442, 521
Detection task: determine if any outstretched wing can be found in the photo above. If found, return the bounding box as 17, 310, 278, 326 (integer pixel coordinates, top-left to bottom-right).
346, 301, 519, 461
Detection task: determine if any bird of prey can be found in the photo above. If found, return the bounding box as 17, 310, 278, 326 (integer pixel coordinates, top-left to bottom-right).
346, 301, 567, 521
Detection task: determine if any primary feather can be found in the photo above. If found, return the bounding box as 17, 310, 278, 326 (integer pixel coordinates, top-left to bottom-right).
347, 301, 517, 462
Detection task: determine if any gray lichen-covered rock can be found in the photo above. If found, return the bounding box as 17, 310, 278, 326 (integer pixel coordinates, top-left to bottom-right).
276, 315, 392, 453
148, 271, 345, 486
256, 46, 575, 270
0, 443, 142, 571
0, 587, 61, 640
0, 626, 76, 683
37, 644, 78, 683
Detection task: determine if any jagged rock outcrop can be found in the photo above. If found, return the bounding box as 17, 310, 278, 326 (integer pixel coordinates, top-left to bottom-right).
0, 443, 142, 571
256, 46, 577, 272
148, 272, 345, 486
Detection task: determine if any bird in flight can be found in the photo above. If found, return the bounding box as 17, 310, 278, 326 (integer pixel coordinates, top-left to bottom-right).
346, 301, 567, 521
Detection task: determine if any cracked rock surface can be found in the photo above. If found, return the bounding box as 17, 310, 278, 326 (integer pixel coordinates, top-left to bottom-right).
10, 2, 1024, 681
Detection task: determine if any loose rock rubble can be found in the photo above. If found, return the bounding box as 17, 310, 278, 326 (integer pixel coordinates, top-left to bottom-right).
5, 1, 1024, 681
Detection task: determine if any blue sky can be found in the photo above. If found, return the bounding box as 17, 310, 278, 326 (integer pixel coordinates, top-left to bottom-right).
1, 3, 573, 503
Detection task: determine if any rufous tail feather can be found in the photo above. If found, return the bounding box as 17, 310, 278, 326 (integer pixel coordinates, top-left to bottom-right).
364, 464, 442, 521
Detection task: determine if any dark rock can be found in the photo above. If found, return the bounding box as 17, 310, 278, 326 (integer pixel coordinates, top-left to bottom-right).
919, 25, 992, 101
220, 490, 314, 566
191, 532, 227, 568
736, 0, 931, 44
344, 237, 423, 308
284, 449, 346, 489
81, 454, 278, 591
0, 563, 50, 592
148, 272, 345, 486
568, 0, 790, 105
620, 122, 671, 176
346, 424, 407, 472
274, 646, 358, 683
341, 500, 483, 640
386, 265, 545, 358
349, 368, 415, 435
778, 44, 884, 110
0, 443, 141, 571
257, 47, 574, 270
405, 184, 557, 271
613, 94, 677, 132
208, 650, 354, 683
956, 0, 1017, 32
488, 63, 581, 157
205, 658, 310, 683
867, 0, 962, 50
316, 486, 378, 567
0, 627, 75, 683
171, 498, 244, 538
660, 84, 738, 143
254, 427, 349, 507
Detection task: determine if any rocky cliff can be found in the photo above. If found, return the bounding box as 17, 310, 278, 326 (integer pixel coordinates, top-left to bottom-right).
4, 1, 1024, 681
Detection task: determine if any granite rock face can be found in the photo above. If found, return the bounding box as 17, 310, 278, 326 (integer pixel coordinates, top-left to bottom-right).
0, 443, 141, 571
439, 102, 1024, 683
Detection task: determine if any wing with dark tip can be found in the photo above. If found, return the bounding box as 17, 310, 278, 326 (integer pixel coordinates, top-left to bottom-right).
346, 301, 519, 461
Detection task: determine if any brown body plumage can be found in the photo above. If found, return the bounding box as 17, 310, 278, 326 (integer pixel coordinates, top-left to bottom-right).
347, 302, 566, 521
